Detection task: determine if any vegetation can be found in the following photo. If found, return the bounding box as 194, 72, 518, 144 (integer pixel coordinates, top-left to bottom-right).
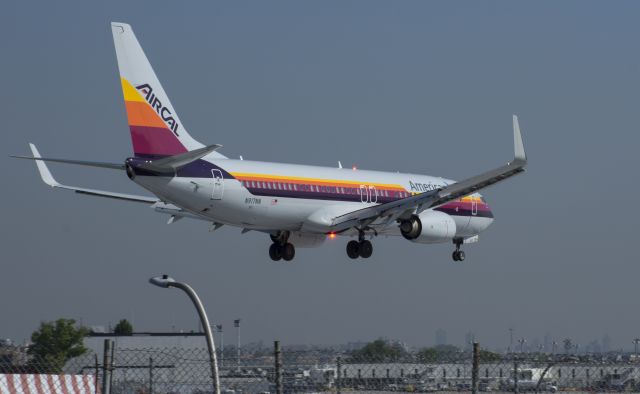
417, 344, 460, 362
28, 319, 88, 373
349, 339, 408, 362
114, 319, 134, 336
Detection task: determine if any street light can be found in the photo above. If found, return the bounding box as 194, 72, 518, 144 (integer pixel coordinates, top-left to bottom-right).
518, 338, 527, 353
149, 275, 220, 394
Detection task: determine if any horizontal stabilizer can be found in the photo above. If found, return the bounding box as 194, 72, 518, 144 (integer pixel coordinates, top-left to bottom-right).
25, 143, 157, 204
139, 144, 223, 172
10, 155, 124, 170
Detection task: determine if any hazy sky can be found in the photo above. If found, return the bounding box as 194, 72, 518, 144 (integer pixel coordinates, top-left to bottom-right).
2, 1, 639, 351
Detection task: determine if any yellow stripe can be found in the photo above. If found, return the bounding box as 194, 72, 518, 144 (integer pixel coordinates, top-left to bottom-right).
230, 172, 405, 190
121, 78, 146, 103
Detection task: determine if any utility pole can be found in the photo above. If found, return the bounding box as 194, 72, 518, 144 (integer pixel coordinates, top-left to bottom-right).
234, 319, 241, 371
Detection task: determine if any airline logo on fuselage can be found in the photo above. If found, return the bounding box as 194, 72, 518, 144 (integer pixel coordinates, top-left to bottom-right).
409, 181, 441, 192
136, 83, 180, 136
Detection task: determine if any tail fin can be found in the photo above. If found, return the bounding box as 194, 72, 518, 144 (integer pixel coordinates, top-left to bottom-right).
111, 22, 225, 159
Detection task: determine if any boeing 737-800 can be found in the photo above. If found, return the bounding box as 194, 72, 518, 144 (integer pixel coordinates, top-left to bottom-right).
13, 22, 527, 262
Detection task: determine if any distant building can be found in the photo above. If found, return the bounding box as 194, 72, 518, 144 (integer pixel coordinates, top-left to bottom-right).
84, 332, 208, 353
436, 329, 447, 346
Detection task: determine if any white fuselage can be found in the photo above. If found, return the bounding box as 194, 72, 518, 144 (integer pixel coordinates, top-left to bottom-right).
129, 157, 494, 243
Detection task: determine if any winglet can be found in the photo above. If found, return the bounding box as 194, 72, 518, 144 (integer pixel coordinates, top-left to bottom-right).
513, 115, 526, 162
28, 143, 60, 187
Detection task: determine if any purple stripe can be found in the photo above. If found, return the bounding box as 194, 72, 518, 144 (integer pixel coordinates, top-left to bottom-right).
246, 187, 494, 218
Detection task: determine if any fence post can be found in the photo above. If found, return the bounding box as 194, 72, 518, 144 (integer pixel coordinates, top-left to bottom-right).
513, 358, 519, 394
101, 339, 112, 394
472, 342, 479, 394
149, 357, 153, 394
336, 356, 342, 394
274, 341, 283, 394
94, 354, 99, 394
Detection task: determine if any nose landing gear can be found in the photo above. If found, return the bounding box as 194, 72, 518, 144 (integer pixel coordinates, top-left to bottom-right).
452, 238, 466, 261
269, 231, 295, 261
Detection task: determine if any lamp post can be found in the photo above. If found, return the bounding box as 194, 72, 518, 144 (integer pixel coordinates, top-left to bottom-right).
149, 275, 220, 394
215, 324, 224, 367
518, 338, 527, 353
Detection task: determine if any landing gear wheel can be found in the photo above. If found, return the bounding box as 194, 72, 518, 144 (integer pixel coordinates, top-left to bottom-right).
452, 238, 466, 262
269, 243, 282, 261
346, 240, 360, 259
281, 243, 295, 261
359, 240, 373, 258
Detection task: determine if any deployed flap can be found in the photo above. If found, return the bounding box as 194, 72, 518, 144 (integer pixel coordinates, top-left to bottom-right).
138, 144, 223, 172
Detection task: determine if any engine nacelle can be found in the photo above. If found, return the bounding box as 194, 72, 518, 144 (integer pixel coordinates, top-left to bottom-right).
400, 211, 457, 244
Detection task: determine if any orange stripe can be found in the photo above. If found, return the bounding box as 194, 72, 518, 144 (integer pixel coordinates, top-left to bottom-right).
124, 101, 167, 128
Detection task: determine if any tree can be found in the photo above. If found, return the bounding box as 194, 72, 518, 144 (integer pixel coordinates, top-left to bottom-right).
417, 345, 460, 362
478, 349, 502, 362
28, 319, 88, 373
350, 339, 408, 362
114, 319, 134, 336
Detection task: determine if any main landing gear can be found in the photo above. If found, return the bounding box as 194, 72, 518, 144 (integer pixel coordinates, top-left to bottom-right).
452, 238, 466, 262
269, 231, 295, 261
346, 230, 374, 259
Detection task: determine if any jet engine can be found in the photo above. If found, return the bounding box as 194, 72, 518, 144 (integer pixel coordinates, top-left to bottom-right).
399, 210, 457, 244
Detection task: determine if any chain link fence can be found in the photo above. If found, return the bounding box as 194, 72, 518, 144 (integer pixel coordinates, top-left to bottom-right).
2, 342, 640, 393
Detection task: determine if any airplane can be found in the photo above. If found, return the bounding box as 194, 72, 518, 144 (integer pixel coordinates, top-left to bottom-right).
12, 22, 527, 262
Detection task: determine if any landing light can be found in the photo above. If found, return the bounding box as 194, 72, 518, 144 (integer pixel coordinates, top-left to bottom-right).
352, 165, 357, 171
329, 233, 337, 239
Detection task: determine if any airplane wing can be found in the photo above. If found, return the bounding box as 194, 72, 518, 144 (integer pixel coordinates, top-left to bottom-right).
25, 143, 158, 204
328, 115, 527, 232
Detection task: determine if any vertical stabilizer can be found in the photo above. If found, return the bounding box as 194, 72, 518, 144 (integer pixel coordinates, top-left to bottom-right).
111, 22, 225, 159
